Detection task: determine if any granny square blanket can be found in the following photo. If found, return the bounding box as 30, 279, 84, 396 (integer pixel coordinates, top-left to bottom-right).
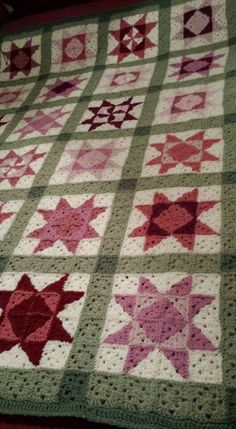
0, 0, 235, 428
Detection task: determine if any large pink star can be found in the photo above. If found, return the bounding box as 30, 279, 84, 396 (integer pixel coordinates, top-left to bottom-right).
104, 276, 216, 377
28, 196, 107, 253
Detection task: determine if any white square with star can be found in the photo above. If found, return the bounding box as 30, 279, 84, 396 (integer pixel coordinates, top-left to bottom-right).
95, 273, 222, 383
164, 47, 229, 84
106, 11, 159, 64
94, 63, 155, 94
0, 82, 35, 110
77, 95, 145, 132
50, 22, 98, 73
35, 71, 92, 104
6, 104, 76, 142
0, 34, 42, 81
0, 143, 52, 190
169, 0, 227, 52
153, 81, 224, 125
0, 272, 89, 369
121, 186, 221, 255
141, 128, 224, 177
49, 138, 132, 185
14, 193, 114, 256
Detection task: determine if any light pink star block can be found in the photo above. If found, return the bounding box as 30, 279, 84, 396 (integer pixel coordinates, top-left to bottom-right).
50, 138, 132, 185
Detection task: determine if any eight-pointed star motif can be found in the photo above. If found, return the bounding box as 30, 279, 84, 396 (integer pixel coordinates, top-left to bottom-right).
27, 196, 107, 254
168, 51, 225, 80
129, 188, 219, 251
61, 141, 126, 181
42, 76, 87, 101
3, 40, 39, 79
109, 14, 157, 63
146, 131, 220, 174
0, 147, 46, 187
104, 275, 217, 377
81, 97, 142, 131
12, 108, 69, 139
0, 273, 84, 365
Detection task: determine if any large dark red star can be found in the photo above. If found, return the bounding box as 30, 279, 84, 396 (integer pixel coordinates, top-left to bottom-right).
0, 274, 84, 365
109, 15, 157, 63
3, 40, 39, 79
81, 97, 141, 131
129, 188, 219, 250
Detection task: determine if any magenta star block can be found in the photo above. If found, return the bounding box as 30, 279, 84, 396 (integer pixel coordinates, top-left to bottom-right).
104, 275, 217, 377
28, 196, 107, 254
14, 108, 68, 138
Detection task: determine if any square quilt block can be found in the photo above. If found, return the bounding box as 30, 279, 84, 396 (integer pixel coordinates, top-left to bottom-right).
50, 138, 131, 185
36, 72, 92, 103
0, 199, 24, 240
51, 23, 98, 73
7, 105, 76, 142
121, 186, 221, 255
170, 0, 227, 52
14, 193, 114, 256
154, 81, 224, 124
0, 83, 35, 110
0, 35, 41, 81
0, 272, 89, 368
0, 144, 52, 190
94, 63, 155, 94
107, 11, 158, 64
164, 47, 228, 83
78, 96, 145, 132
142, 128, 224, 176
95, 273, 222, 383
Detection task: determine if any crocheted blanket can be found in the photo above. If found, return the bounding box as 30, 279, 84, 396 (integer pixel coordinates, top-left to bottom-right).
0, 0, 235, 428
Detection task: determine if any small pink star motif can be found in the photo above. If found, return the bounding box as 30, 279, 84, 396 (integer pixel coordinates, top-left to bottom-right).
146, 131, 220, 174
62, 141, 125, 181
0, 147, 46, 187
42, 76, 87, 101
27, 197, 107, 254
0, 90, 21, 106
14, 108, 68, 138
169, 52, 225, 80
104, 275, 217, 377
